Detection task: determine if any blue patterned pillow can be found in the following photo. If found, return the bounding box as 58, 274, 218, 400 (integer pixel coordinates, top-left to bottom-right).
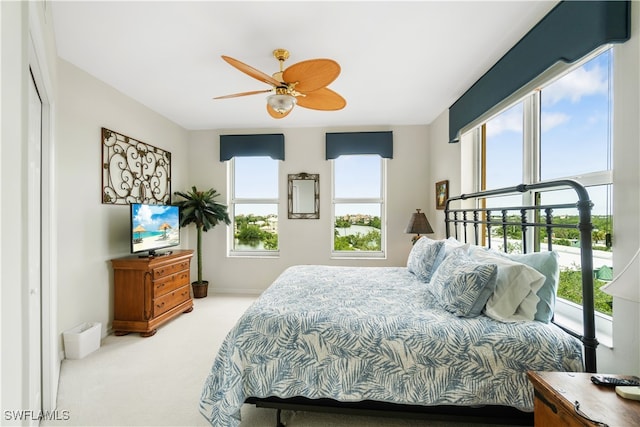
407, 237, 446, 282
429, 250, 498, 317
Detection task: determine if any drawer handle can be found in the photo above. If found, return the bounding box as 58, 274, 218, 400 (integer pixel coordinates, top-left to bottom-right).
156, 302, 165, 309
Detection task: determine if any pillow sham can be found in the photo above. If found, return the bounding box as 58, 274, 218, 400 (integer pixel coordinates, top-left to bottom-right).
470, 249, 545, 322
444, 236, 470, 254
406, 236, 445, 282
429, 249, 497, 317
499, 250, 560, 323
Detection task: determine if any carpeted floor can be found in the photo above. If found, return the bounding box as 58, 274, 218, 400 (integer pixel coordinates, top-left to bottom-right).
43, 295, 522, 427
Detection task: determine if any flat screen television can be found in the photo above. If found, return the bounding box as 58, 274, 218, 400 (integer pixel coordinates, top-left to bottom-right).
130, 203, 180, 257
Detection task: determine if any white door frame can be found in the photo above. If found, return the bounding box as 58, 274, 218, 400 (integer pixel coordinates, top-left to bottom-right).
28, 11, 57, 411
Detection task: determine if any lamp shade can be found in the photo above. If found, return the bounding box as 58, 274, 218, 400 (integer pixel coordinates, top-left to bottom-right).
405, 209, 433, 235
601, 247, 640, 303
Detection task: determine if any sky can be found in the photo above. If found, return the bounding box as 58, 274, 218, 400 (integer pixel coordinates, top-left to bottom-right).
232, 50, 613, 219
234, 154, 383, 217
485, 49, 612, 216
132, 203, 179, 231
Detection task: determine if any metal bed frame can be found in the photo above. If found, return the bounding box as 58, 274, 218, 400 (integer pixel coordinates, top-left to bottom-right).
248, 180, 599, 426
444, 179, 598, 373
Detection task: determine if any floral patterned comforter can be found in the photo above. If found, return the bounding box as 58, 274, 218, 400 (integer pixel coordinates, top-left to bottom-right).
199, 265, 583, 426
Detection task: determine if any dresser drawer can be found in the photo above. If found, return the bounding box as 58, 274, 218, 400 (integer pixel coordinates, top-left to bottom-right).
153, 271, 190, 297
153, 285, 190, 317
152, 260, 190, 279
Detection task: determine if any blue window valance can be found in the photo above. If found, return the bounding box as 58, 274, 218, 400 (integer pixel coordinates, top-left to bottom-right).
220, 134, 285, 161
325, 131, 393, 160
448, 0, 630, 143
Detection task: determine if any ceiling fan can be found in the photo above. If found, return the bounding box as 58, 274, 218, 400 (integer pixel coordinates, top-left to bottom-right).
214, 49, 346, 119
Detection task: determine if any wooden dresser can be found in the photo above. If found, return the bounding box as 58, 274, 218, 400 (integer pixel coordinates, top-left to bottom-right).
111, 250, 194, 337
528, 371, 640, 427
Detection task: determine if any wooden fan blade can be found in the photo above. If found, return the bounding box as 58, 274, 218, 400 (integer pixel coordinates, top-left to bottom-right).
296, 87, 346, 111
282, 59, 340, 93
221, 55, 282, 87
266, 103, 293, 119
213, 89, 272, 100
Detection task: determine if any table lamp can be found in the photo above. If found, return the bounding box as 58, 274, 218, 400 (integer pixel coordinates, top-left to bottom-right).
405, 209, 433, 244
601, 247, 640, 400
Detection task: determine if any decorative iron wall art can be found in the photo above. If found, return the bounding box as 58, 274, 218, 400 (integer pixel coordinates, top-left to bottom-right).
101, 127, 171, 205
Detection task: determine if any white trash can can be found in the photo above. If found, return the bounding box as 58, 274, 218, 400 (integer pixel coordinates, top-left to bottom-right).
63, 322, 101, 359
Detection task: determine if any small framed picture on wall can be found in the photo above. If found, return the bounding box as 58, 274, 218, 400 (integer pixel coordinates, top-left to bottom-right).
435, 180, 449, 210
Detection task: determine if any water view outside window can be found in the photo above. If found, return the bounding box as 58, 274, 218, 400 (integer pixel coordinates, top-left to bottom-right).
231, 157, 279, 252
480, 49, 613, 315
333, 155, 384, 252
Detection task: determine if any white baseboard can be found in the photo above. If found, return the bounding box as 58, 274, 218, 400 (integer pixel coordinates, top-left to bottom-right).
208, 288, 262, 296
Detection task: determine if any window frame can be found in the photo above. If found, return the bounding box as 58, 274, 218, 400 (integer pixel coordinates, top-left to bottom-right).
468, 46, 614, 342
330, 155, 387, 259
227, 156, 280, 258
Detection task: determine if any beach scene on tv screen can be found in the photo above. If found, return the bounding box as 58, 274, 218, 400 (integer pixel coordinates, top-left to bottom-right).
131, 204, 180, 253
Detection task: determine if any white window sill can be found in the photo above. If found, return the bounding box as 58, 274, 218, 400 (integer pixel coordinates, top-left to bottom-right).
553, 298, 613, 349
228, 250, 279, 259
331, 251, 386, 260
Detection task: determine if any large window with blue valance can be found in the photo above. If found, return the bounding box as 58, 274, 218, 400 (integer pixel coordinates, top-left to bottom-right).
327, 131, 392, 258
466, 47, 614, 338
449, 0, 629, 143
221, 134, 283, 256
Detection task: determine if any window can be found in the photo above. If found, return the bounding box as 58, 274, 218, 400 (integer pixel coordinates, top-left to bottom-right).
484, 102, 524, 191
332, 154, 386, 257
229, 156, 279, 255
475, 48, 613, 317
540, 49, 612, 181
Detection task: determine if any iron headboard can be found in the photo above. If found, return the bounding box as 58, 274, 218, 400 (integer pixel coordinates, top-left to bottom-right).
444, 179, 597, 373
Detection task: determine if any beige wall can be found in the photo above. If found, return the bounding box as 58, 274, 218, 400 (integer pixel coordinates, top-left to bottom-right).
186, 125, 429, 294
606, 0, 640, 376
424, 3, 640, 376
3, 2, 639, 419
55, 59, 190, 341
1, 0, 30, 417
54, 60, 430, 328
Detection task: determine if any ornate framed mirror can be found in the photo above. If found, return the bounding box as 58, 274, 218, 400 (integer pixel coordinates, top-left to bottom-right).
288, 173, 319, 219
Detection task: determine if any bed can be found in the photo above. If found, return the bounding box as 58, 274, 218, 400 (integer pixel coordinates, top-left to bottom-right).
199, 180, 598, 426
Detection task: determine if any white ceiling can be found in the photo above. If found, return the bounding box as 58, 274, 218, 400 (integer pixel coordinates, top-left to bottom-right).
51, 1, 559, 131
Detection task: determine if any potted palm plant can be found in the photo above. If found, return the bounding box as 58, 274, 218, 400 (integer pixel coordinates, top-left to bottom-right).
173, 186, 230, 298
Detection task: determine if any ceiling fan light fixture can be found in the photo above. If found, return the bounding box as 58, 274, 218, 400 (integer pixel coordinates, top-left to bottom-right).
267, 94, 296, 114
216, 49, 344, 117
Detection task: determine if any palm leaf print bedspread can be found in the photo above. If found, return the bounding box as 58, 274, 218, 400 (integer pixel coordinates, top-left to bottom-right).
199, 265, 583, 426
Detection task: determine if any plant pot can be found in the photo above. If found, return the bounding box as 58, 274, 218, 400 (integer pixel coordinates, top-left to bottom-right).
192, 281, 209, 298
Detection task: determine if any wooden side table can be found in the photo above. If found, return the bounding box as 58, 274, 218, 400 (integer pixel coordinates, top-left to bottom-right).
111, 250, 194, 337
528, 371, 640, 427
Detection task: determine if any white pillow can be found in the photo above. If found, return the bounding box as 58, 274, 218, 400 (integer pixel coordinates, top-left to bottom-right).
497, 250, 560, 323
444, 236, 470, 254
470, 249, 545, 322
